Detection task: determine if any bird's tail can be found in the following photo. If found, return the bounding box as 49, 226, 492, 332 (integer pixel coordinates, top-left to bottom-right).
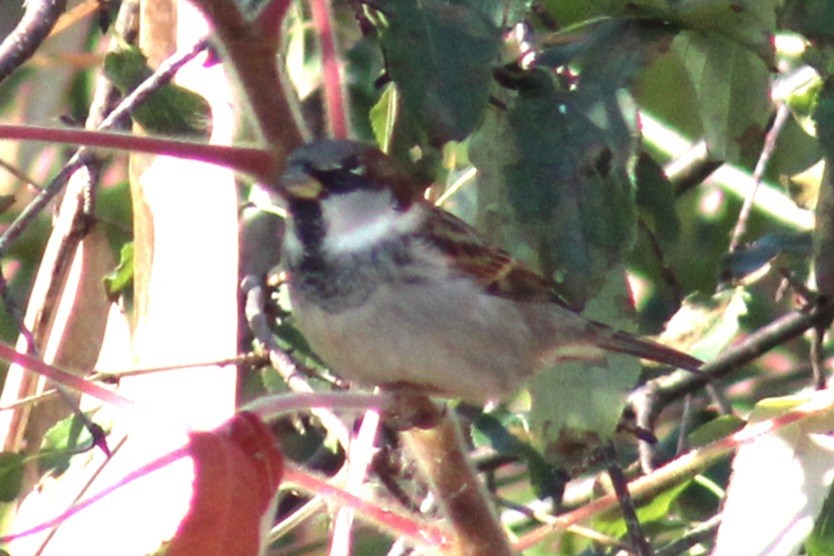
589, 322, 703, 373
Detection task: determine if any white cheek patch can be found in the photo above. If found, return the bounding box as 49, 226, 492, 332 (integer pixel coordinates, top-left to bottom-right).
321, 191, 423, 254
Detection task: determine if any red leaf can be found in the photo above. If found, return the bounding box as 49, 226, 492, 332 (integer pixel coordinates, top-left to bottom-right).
167, 412, 284, 556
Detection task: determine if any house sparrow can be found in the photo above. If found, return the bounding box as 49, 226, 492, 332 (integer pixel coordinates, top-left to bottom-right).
277, 140, 701, 403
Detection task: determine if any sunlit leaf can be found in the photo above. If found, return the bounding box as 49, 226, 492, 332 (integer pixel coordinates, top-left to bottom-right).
38, 414, 91, 476
0, 452, 24, 502
103, 46, 211, 139
369, 82, 398, 151
103, 241, 134, 301
659, 288, 748, 361
714, 394, 834, 556
687, 415, 746, 448
528, 269, 643, 467
673, 30, 771, 162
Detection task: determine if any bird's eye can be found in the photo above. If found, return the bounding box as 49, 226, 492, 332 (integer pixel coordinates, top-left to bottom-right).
341, 155, 365, 175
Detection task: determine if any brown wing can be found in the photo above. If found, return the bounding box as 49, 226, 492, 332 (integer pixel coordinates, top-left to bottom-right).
416, 205, 566, 304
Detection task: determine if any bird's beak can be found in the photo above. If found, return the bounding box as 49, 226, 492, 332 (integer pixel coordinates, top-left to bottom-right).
279, 164, 323, 200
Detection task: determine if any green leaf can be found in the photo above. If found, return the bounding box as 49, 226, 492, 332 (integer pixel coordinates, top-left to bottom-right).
721, 231, 812, 283
673, 30, 771, 162
687, 415, 746, 448
38, 414, 92, 476
813, 80, 834, 300
103, 46, 211, 139
595, 480, 691, 539
625, 0, 775, 61
103, 242, 134, 301
635, 152, 680, 244
0, 452, 24, 502
472, 20, 679, 306
375, 0, 503, 145
470, 409, 563, 501
781, 0, 834, 42
471, 70, 639, 305
660, 288, 748, 362
808, 483, 834, 556
528, 269, 643, 468
369, 82, 398, 152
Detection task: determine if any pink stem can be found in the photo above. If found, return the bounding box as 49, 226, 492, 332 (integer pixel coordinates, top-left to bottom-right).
284, 463, 448, 548
308, 0, 349, 139
0, 124, 277, 181
0, 342, 137, 409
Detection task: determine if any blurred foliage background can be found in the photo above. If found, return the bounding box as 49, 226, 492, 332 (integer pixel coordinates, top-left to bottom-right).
2, 0, 834, 554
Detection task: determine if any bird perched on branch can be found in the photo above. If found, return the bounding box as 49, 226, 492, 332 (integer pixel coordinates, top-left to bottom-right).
277, 140, 701, 403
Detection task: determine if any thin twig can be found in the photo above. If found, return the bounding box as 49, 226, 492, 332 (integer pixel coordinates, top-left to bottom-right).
727, 103, 790, 253
0, 0, 67, 84
242, 275, 353, 449
810, 327, 827, 390
330, 409, 381, 556
636, 299, 834, 428
601, 442, 653, 556
517, 387, 834, 551
654, 514, 722, 556
0, 37, 208, 261
31, 435, 128, 555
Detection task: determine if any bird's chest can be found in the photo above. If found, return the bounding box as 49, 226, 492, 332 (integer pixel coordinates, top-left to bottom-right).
287, 255, 378, 313
285, 237, 429, 314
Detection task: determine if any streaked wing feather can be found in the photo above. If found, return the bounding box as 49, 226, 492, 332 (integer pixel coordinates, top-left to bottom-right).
418, 206, 561, 304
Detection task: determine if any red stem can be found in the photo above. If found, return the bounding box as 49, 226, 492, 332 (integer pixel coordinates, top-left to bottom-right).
308, 0, 349, 139
283, 463, 448, 548
0, 124, 278, 182
0, 342, 137, 410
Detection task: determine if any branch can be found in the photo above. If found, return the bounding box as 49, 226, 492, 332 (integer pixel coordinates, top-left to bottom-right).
188, 0, 305, 161
0, 0, 66, 83
400, 398, 513, 556
635, 299, 834, 428
517, 386, 834, 551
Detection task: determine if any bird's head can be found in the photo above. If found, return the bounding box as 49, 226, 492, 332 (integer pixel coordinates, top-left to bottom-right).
278, 140, 427, 258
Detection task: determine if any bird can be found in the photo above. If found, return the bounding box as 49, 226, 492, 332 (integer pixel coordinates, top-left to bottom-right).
277, 139, 702, 403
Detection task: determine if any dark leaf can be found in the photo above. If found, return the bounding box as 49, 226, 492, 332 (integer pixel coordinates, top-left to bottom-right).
471, 20, 678, 305
375, 0, 503, 145
471, 410, 562, 501
471, 67, 639, 305
780, 0, 834, 42
721, 232, 813, 283
635, 152, 680, 244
